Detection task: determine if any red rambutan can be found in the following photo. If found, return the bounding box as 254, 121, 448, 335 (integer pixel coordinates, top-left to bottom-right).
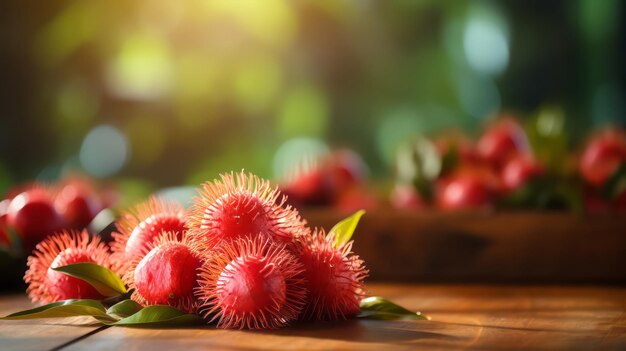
110, 196, 187, 272
196, 237, 306, 329
7, 187, 65, 251
124, 232, 203, 313
24, 230, 111, 304
54, 180, 102, 229
187, 172, 308, 249
297, 229, 368, 321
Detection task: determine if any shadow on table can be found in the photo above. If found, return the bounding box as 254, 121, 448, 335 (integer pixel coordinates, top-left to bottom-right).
244, 319, 462, 345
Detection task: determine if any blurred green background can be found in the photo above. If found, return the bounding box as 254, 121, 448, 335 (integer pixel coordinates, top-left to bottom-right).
0, 0, 624, 194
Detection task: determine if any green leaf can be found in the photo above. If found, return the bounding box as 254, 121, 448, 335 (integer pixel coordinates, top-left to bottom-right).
112, 305, 200, 326
53, 262, 127, 297
0, 299, 114, 321
106, 300, 143, 319
358, 296, 428, 321
329, 210, 365, 248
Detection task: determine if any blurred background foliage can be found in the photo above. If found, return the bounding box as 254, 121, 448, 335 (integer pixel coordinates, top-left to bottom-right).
0, 0, 624, 195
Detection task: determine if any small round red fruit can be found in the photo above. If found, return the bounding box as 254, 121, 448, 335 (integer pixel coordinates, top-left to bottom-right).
281, 166, 335, 206
436, 173, 494, 211
124, 233, 203, 313
297, 229, 368, 321
196, 236, 306, 329
6, 188, 64, 251
501, 155, 545, 191
54, 182, 101, 229
24, 230, 111, 304
111, 196, 187, 273
579, 129, 626, 187
187, 172, 308, 249
477, 118, 530, 168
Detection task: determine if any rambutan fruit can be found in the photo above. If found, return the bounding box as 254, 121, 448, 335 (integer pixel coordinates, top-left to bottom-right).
297, 229, 368, 321
54, 180, 102, 229
24, 230, 111, 304
6, 187, 65, 251
477, 117, 530, 169
187, 172, 308, 249
124, 232, 203, 313
110, 196, 187, 272
196, 237, 306, 329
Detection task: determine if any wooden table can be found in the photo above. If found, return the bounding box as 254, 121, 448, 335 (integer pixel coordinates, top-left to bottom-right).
2, 284, 626, 351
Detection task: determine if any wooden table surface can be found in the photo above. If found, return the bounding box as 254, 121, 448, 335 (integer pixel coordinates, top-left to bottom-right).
2, 283, 625, 351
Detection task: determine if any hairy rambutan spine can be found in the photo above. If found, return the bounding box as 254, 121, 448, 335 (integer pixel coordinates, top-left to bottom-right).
196, 236, 307, 329
25, 230, 112, 304
297, 229, 368, 321
110, 196, 187, 273
186, 171, 308, 250
123, 232, 203, 313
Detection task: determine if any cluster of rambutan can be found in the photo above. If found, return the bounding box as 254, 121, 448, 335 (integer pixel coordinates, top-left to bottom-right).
24, 172, 368, 329
1, 176, 110, 252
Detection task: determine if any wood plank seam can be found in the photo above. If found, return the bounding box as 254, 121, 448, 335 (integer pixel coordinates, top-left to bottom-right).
49, 325, 110, 351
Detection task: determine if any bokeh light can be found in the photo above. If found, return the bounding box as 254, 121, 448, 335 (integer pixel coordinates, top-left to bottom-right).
107, 33, 173, 100
277, 85, 329, 138
463, 17, 509, 76
0, 1, 623, 188
79, 125, 130, 177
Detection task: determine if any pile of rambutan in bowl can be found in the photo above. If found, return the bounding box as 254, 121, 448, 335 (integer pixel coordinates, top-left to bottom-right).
1, 171, 425, 329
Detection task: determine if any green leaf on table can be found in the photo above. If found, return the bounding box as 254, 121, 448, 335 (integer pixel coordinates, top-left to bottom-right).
106, 300, 143, 319
0, 299, 113, 321
358, 296, 429, 321
112, 305, 200, 326
329, 210, 365, 248
53, 262, 127, 297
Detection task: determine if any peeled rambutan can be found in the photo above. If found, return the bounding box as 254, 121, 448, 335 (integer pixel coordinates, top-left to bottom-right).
123, 232, 203, 313
297, 229, 368, 321
187, 172, 308, 249
110, 196, 187, 272
24, 230, 111, 304
196, 237, 306, 329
